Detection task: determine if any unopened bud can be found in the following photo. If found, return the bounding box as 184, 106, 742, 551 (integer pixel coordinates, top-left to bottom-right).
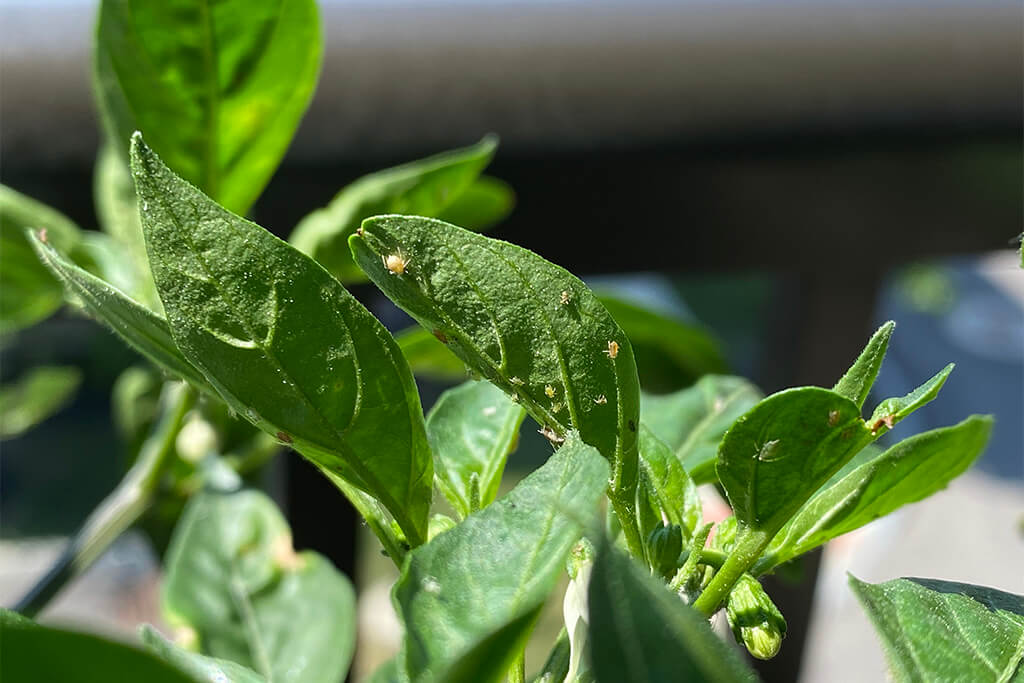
645, 523, 683, 579
725, 574, 787, 660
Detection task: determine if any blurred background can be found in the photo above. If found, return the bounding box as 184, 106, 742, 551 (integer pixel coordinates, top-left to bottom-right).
2, 1, 1022, 681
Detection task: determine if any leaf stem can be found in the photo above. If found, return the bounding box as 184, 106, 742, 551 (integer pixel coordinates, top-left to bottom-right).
608, 493, 645, 559
693, 527, 773, 617
15, 382, 196, 617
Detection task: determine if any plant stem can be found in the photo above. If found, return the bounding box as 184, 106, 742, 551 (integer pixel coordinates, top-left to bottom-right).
693, 527, 772, 617
608, 494, 645, 559
15, 383, 195, 617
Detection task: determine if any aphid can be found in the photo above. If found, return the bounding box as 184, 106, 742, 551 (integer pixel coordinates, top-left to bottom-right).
383, 249, 411, 275
551, 401, 563, 414
604, 340, 620, 359
538, 425, 565, 445
560, 290, 571, 305
828, 410, 841, 427
38, 228, 48, 244
510, 393, 520, 403
545, 384, 557, 398
593, 394, 607, 405
509, 376, 524, 386
276, 431, 293, 444
355, 226, 364, 237
869, 414, 895, 434
432, 329, 449, 344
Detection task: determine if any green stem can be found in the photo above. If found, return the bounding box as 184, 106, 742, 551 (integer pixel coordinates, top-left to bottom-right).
15, 383, 196, 617
608, 493, 644, 559
668, 523, 714, 593
693, 527, 773, 617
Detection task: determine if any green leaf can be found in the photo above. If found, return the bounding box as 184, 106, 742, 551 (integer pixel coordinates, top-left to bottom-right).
0, 366, 82, 439
867, 363, 954, 436
367, 658, 404, 683
850, 576, 1024, 682
163, 490, 356, 683
394, 438, 609, 683
635, 424, 701, 545
762, 416, 993, 569
141, 626, 265, 683
0, 185, 82, 334
716, 387, 872, 532
94, 142, 160, 308
95, 0, 322, 214
597, 294, 727, 391
832, 321, 895, 408
426, 380, 526, 519
351, 215, 641, 491
587, 540, 757, 683
290, 136, 500, 283
435, 175, 515, 232
28, 232, 215, 395
131, 135, 433, 544
641, 375, 762, 484
397, 325, 470, 381
0, 616, 198, 683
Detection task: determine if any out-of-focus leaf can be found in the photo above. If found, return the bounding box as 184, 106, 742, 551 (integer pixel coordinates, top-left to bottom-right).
396, 325, 469, 382
291, 137, 500, 283
0, 614, 198, 683
641, 375, 762, 484
426, 380, 525, 519
0, 185, 82, 333
597, 294, 727, 392
435, 175, 515, 232
587, 540, 757, 683
394, 438, 609, 683
95, 0, 322, 214
163, 490, 356, 683
850, 576, 1024, 682
141, 626, 265, 683
0, 366, 82, 439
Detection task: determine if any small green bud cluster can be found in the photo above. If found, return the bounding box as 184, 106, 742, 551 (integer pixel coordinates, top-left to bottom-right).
645, 523, 683, 579
725, 574, 787, 660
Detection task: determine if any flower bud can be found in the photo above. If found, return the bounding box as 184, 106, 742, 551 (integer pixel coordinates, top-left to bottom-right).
645, 523, 683, 579
725, 574, 787, 660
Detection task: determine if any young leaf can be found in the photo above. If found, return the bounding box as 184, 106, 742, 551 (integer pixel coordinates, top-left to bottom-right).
642, 375, 763, 484
141, 626, 266, 683
435, 176, 515, 232
350, 215, 641, 492
28, 233, 215, 395
131, 135, 433, 543
0, 366, 81, 440
867, 363, 954, 436
850, 576, 1024, 682
761, 416, 993, 570
597, 294, 727, 390
832, 321, 895, 408
0, 185, 82, 333
0, 616, 197, 683
635, 425, 702, 543
394, 438, 609, 683
95, 0, 322, 214
162, 490, 356, 683
426, 380, 526, 518
587, 540, 757, 683
291, 137, 501, 283
717, 387, 872, 533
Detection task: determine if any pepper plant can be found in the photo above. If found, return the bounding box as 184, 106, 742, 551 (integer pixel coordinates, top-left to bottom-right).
2, 1, 1022, 682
